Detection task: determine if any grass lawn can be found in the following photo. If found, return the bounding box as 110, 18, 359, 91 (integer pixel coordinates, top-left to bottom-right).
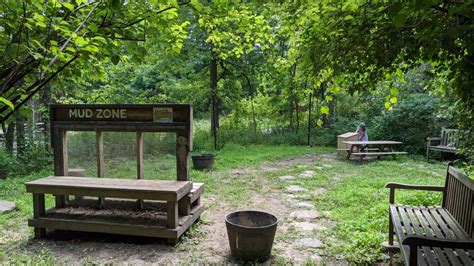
0, 144, 448, 264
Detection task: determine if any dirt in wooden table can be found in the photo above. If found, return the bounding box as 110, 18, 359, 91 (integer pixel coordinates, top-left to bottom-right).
24, 153, 339, 264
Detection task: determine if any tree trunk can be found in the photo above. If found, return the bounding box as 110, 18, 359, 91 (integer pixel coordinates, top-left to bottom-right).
295, 98, 300, 133
210, 56, 219, 150
16, 113, 26, 157
40, 85, 51, 149
3, 123, 15, 154
307, 92, 313, 146
289, 103, 294, 132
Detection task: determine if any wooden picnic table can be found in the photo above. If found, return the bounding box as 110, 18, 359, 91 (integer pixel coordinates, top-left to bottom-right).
343, 140, 407, 160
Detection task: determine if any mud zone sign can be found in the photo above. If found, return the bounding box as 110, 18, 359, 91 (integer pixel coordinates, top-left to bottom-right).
68, 108, 127, 119
153, 107, 173, 122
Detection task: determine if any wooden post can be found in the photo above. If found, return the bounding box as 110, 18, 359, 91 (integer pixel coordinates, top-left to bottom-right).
167, 201, 178, 228
178, 197, 191, 216
33, 193, 46, 238
176, 135, 189, 181
136, 131, 144, 209
136, 131, 144, 179
96, 131, 105, 207
53, 128, 67, 208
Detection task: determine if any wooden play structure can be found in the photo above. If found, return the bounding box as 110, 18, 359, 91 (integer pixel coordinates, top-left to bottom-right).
26, 104, 204, 243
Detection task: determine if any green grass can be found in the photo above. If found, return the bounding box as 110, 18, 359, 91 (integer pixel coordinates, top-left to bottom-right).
271, 155, 446, 263
0, 144, 450, 264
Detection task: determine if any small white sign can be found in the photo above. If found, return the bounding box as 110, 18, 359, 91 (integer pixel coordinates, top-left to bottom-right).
153, 107, 173, 122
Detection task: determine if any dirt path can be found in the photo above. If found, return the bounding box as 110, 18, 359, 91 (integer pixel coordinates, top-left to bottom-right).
25, 152, 343, 264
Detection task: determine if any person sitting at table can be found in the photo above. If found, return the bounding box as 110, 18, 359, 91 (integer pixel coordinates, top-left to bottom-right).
356, 123, 368, 142
355, 123, 368, 151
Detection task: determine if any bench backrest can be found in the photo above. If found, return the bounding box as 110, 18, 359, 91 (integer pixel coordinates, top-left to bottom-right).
440, 128, 459, 147
442, 164, 474, 238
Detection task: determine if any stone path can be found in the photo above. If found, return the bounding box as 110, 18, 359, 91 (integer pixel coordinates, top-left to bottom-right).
0, 199, 16, 214
277, 168, 331, 264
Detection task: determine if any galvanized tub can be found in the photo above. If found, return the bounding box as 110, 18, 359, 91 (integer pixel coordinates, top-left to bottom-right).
225, 210, 278, 262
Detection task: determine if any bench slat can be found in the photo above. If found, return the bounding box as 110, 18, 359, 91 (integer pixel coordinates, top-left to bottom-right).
351, 152, 408, 156
406, 207, 444, 265
26, 176, 193, 201
391, 205, 473, 265
429, 208, 473, 264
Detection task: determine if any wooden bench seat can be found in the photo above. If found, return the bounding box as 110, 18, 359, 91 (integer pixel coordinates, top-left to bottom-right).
351, 152, 408, 156
390, 205, 473, 265
386, 164, 474, 265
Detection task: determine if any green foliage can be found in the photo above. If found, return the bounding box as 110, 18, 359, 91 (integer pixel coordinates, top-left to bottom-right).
374, 94, 441, 154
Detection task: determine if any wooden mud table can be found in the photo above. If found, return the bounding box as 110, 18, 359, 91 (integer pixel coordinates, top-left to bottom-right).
343, 140, 408, 160
26, 176, 204, 243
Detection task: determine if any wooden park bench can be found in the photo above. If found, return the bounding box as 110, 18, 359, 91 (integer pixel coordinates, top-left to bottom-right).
26, 104, 204, 244
386, 163, 473, 265
426, 128, 459, 160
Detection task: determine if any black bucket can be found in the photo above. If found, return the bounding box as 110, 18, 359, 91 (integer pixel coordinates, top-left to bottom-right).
192, 154, 214, 170
225, 210, 278, 262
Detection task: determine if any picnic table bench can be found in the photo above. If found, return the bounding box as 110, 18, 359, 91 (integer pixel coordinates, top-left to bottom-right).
26, 176, 204, 243
342, 140, 408, 160
386, 163, 473, 265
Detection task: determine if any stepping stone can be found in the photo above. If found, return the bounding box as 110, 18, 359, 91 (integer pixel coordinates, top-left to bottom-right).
311, 255, 323, 262
293, 222, 325, 232
295, 238, 324, 248
300, 171, 316, 177
287, 185, 306, 193
0, 200, 16, 214
288, 194, 310, 200
290, 210, 319, 219
313, 188, 328, 196
279, 175, 296, 181
294, 201, 315, 209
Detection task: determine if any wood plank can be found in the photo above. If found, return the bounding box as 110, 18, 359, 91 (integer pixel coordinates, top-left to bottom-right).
167, 201, 178, 228
178, 197, 191, 216
351, 152, 408, 156
404, 207, 441, 265
176, 135, 189, 181
33, 193, 46, 238
343, 141, 403, 145
136, 132, 144, 179
430, 208, 472, 263
26, 176, 192, 201
96, 131, 105, 207
28, 217, 177, 239
96, 131, 105, 178
189, 183, 204, 204
413, 208, 459, 265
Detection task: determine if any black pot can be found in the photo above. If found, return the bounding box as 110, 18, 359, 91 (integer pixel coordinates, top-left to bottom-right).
191, 154, 215, 170
225, 210, 278, 262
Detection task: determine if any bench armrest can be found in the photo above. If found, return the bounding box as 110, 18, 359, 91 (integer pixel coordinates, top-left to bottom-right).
402, 235, 474, 249
386, 183, 444, 204
426, 137, 441, 141
385, 183, 444, 191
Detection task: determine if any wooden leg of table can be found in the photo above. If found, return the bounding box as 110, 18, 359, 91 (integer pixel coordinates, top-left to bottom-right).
346, 145, 354, 160
33, 193, 46, 238
178, 197, 191, 216
167, 201, 178, 228
55, 195, 66, 208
